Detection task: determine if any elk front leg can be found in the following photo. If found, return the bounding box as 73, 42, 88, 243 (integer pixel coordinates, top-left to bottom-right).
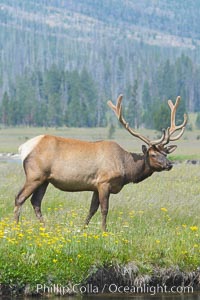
98, 184, 110, 232
84, 191, 99, 227
30, 181, 49, 224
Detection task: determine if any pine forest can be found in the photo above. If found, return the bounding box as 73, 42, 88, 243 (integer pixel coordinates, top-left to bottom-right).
1, 0, 200, 129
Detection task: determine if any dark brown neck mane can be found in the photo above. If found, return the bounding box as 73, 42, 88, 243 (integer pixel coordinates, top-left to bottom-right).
124, 152, 154, 184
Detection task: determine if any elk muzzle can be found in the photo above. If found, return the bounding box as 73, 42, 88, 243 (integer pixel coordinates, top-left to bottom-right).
165, 159, 173, 171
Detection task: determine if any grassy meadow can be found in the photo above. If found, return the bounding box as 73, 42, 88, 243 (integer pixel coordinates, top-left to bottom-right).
0, 127, 200, 294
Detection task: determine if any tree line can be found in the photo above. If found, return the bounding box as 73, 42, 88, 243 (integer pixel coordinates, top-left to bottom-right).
0, 67, 100, 127
1, 53, 200, 130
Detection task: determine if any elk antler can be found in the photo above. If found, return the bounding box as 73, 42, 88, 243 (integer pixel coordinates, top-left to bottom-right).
107, 94, 166, 146
162, 96, 188, 145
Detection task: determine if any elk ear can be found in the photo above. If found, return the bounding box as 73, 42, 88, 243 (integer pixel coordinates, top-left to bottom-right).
142, 145, 148, 154
165, 145, 177, 154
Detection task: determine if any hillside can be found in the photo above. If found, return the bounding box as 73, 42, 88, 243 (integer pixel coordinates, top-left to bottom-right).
0, 0, 200, 127
1, 0, 200, 46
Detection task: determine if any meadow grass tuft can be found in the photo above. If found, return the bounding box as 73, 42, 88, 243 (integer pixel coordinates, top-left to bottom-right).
0, 161, 199, 293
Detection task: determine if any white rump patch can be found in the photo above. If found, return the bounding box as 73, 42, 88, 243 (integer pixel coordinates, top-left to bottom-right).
19, 135, 44, 162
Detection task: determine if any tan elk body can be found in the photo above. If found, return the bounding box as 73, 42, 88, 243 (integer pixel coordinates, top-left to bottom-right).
15, 95, 187, 231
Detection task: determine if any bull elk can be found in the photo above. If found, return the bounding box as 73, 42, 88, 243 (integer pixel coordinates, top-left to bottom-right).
14, 95, 187, 231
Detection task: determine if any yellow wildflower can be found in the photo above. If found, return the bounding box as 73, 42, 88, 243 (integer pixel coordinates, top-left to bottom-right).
190, 226, 198, 231
18, 233, 24, 238
93, 235, 99, 239
122, 239, 129, 244
102, 232, 109, 237
161, 207, 168, 212
39, 227, 45, 231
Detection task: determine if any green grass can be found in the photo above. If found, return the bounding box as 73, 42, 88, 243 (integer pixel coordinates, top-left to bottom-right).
0, 161, 199, 292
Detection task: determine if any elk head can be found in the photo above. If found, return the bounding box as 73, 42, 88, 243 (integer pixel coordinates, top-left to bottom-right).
107, 95, 187, 172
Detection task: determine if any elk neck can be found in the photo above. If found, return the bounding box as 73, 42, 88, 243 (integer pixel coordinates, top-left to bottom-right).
123, 151, 154, 184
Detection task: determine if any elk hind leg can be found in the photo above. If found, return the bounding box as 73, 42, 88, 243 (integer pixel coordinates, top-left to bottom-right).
30, 181, 49, 224
84, 191, 99, 227
14, 180, 44, 223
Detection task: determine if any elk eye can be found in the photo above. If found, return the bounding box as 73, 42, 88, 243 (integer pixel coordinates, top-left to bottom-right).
151, 153, 156, 158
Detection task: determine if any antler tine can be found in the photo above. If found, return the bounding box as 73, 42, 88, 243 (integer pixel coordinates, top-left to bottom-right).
108, 95, 166, 146
161, 96, 187, 146
169, 126, 186, 141
107, 94, 123, 121
167, 96, 188, 141
151, 129, 166, 145
168, 96, 180, 131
